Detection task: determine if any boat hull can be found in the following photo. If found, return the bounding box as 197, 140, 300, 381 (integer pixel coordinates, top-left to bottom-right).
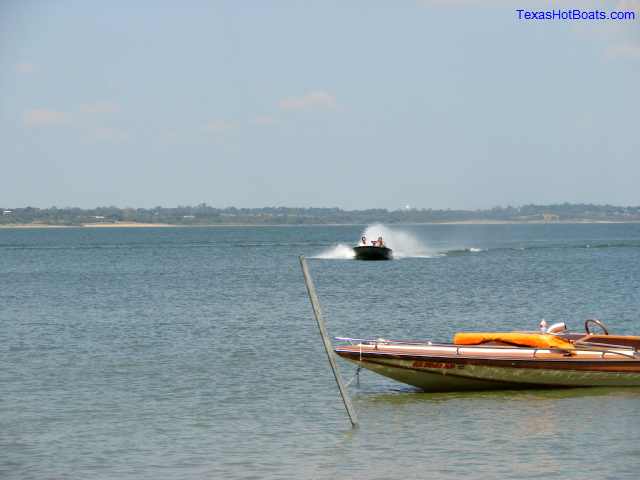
335, 344, 640, 392
353, 246, 392, 260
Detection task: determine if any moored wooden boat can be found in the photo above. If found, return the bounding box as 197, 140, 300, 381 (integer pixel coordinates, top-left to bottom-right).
335, 322, 640, 391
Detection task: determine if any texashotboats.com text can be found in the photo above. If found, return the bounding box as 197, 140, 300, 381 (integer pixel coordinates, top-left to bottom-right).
516, 9, 636, 21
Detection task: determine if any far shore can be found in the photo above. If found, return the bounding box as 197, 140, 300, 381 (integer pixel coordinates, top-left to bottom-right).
2, 219, 640, 229
82, 222, 174, 228
0, 222, 173, 229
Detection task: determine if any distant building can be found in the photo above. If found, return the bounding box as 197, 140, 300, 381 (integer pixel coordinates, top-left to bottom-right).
543, 213, 560, 222
3, 210, 12, 215
183, 215, 195, 219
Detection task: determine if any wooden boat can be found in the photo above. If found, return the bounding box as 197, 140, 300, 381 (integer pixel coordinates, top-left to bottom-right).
335, 320, 640, 391
353, 245, 393, 260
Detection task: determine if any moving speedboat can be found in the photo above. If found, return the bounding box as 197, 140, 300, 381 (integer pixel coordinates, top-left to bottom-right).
353, 245, 393, 260
354, 235, 392, 260
335, 320, 640, 391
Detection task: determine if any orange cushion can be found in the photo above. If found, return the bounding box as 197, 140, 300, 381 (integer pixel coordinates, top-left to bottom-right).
453, 332, 575, 350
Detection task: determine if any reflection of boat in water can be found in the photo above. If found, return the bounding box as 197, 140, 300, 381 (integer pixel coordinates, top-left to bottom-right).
353, 235, 393, 260
335, 320, 640, 392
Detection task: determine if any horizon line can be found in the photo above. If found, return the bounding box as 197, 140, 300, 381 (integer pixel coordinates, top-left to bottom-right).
3, 202, 640, 211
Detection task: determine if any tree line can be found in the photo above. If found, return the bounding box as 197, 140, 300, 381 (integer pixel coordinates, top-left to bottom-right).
2, 203, 640, 226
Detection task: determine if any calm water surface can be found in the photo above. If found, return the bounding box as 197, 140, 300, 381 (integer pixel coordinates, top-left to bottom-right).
2, 224, 640, 479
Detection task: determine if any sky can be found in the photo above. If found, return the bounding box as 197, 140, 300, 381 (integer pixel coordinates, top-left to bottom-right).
1, 0, 639, 210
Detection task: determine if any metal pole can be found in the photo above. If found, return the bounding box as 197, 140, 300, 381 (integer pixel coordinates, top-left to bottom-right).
299, 256, 358, 428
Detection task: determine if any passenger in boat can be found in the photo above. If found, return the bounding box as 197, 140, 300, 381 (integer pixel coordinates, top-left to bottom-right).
361, 236, 367, 245
371, 240, 377, 246
377, 236, 384, 247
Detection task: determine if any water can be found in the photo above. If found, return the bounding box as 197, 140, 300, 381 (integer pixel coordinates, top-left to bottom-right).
2, 224, 640, 479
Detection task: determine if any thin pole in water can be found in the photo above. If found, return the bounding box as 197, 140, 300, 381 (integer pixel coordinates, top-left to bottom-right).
299, 256, 359, 428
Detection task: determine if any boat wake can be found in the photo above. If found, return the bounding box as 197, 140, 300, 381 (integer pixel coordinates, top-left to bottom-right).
439, 241, 640, 256
443, 247, 484, 255
315, 237, 640, 260
314, 243, 355, 259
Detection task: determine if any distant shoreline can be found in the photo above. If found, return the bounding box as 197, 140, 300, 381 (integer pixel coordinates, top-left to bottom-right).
0, 222, 173, 229
4, 204, 640, 227
2, 219, 640, 229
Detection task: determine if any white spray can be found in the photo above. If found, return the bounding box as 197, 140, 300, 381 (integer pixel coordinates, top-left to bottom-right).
316, 224, 433, 259
361, 224, 432, 258
315, 243, 356, 259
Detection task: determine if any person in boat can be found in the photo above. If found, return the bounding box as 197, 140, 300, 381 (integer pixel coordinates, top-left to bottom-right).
361, 236, 367, 245
377, 236, 384, 247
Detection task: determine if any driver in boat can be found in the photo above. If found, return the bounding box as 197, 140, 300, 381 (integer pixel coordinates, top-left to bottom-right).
377, 236, 384, 247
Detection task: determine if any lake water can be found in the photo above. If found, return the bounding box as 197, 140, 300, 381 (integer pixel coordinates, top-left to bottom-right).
2, 224, 639, 479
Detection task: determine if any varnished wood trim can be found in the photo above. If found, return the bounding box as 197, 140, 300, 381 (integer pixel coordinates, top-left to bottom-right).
335, 349, 640, 373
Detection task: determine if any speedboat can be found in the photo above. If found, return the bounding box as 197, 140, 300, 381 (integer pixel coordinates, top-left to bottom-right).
335, 319, 640, 391
353, 235, 392, 260
353, 245, 393, 260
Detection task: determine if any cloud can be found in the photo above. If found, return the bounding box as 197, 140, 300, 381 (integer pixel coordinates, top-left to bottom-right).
23, 109, 70, 127
279, 91, 338, 111
415, 0, 547, 7
250, 115, 277, 126
204, 120, 236, 133
607, 43, 640, 59
21, 104, 129, 142
90, 126, 129, 142
79, 101, 120, 114
16, 63, 37, 74
417, 0, 495, 5
417, 0, 636, 11
602, 1, 640, 60
22, 100, 123, 128
616, 0, 640, 12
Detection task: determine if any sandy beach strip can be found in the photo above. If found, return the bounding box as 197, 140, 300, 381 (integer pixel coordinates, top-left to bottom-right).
0, 222, 174, 229
82, 222, 174, 228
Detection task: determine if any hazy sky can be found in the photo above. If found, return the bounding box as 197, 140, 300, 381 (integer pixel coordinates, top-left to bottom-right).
1, 1, 639, 209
